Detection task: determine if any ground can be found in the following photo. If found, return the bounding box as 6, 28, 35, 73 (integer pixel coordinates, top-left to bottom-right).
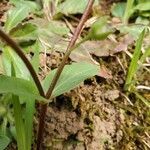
1, 0, 150, 150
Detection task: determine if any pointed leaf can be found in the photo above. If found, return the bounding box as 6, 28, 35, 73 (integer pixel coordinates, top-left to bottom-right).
5, 1, 39, 32
57, 0, 99, 15
125, 29, 145, 90
10, 23, 38, 42
5, 6, 31, 32
10, 0, 40, 12
0, 75, 46, 102
3, 46, 30, 79
43, 62, 100, 98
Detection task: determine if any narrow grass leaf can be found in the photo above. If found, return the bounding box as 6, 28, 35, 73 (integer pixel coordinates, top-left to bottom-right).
125, 29, 145, 90
12, 95, 26, 150
43, 62, 100, 98
25, 98, 35, 150
11, 64, 26, 150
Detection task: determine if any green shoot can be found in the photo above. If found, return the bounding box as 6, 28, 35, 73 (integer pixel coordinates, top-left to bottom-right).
25, 98, 35, 150
12, 95, 26, 150
11, 63, 26, 150
124, 29, 145, 91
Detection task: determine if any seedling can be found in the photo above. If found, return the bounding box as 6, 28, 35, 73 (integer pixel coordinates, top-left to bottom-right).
124, 28, 150, 107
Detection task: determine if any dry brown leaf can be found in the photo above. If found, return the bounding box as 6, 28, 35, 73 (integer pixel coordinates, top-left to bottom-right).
70, 46, 98, 65
77, 34, 134, 57
98, 65, 112, 79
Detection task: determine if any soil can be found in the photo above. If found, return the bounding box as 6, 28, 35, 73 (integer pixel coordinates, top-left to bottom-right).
38, 53, 125, 150
1, 0, 150, 150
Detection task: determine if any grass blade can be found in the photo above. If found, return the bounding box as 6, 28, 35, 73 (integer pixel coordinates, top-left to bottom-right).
0, 75, 46, 102
124, 29, 145, 90
12, 95, 26, 150
25, 98, 35, 150
11, 63, 26, 150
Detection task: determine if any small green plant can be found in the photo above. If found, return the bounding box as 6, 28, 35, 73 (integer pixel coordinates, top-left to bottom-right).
124, 28, 150, 107
124, 29, 146, 90
111, 0, 150, 24
0, 0, 113, 149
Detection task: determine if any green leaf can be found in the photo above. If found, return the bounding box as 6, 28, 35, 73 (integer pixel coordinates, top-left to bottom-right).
30, 18, 69, 51
135, 16, 150, 25
30, 41, 41, 73
0, 106, 6, 117
87, 17, 114, 40
43, 62, 100, 98
57, 0, 99, 15
10, 23, 38, 42
57, 0, 88, 15
111, 2, 126, 18
31, 19, 69, 36
47, 21, 69, 36
5, 1, 39, 32
10, 126, 17, 140
124, 29, 145, 90
134, 2, 150, 11
5, 6, 31, 32
118, 24, 146, 39
25, 98, 35, 150
12, 95, 26, 150
0, 75, 46, 102
3, 46, 30, 80
0, 55, 4, 75
10, 0, 40, 11
11, 62, 26, 150
0, 134, 10, 150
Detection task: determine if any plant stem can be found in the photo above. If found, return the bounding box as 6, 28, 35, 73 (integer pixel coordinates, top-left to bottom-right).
46, 1, 94, 98
0, 29, 45, 97
36, 0, 95, 149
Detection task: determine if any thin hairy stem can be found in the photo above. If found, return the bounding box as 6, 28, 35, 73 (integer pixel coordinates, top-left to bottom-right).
0, 29, 45, 97
37, 0, 95, 149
